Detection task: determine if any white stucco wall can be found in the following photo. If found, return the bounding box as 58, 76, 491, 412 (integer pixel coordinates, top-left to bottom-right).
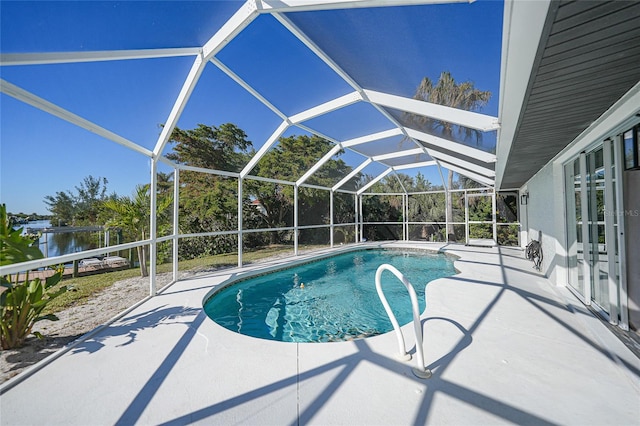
521, 161, 566, 284
516, 84, 640, 330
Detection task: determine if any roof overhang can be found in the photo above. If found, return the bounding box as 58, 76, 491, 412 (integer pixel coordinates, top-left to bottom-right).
496, 0, 640, 189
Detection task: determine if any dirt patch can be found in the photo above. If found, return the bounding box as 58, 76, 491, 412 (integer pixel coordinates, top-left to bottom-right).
0, 272, 174, 384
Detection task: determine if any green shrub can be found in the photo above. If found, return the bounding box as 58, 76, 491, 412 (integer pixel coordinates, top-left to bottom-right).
0, 204, 69, 349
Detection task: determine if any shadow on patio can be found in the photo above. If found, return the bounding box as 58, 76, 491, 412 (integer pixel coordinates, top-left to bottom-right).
1, 244, 638, 425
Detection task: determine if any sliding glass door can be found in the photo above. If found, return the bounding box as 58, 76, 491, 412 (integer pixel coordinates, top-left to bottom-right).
565, 140, 624, 325
586, 147, 608, 312
565, 159, 584, 296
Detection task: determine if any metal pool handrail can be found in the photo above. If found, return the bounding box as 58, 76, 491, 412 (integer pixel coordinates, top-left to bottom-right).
375, 264, 432, 379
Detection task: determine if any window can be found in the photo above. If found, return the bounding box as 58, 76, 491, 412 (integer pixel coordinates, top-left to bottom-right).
622, 124, 639, 170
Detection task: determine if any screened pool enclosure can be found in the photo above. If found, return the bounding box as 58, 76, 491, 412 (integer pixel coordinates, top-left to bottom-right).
0, 0, 519, 293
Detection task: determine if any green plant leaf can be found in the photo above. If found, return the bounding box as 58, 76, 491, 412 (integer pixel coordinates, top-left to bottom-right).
0, 204, 45, 265
44, 269, 63, 289
35, 314, 59, 322
0, 205, 69, 349
27, 278, 41, 293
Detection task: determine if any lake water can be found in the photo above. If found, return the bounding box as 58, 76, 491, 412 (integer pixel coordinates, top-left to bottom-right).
20, 220, 101, 258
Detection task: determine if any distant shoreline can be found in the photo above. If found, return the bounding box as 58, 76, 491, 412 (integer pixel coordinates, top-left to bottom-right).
9, 214, 53, 223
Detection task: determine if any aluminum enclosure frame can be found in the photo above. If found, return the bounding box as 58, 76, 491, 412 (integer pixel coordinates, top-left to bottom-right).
0, 0, 504, 294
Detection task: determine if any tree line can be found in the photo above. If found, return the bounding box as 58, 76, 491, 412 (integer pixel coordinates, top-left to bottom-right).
41, 122, 455, 263
40, 71, 500, 270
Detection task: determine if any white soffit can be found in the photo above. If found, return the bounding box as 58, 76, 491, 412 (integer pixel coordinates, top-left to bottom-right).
553, 82, 640, 167
495, 0, 551, 188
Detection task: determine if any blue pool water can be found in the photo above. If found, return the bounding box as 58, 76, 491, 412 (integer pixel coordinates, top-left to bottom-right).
203, 249, 456, 343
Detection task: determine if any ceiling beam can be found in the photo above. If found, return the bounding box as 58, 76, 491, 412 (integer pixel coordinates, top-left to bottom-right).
340, 128, 404, 148
153, 2, 266, 158
372, 147, 424, 162
240, 120, 290, 178
357, 168, 393, 195
405, 127, 496, 163
435, 160, 448, 189
273, 10, 438, 189
211, 57, 288, 121
260, 0, 471, 13
392, 161, 437, 171
272, 13, 361, 92
153, 55, 207, 157
0, 48, 201, 66
332, 158, 372, 191
289, 91, 361, 124
297, 144, 343, 185
202, 1, 261, 60
295, 123, 341, 144
426, 150, 495, 177
1, 79, 152, 158
437, 160, 495, 186
365, 90, 500, 132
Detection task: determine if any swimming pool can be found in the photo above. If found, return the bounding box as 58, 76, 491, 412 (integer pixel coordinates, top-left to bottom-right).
203, 248, 457, 343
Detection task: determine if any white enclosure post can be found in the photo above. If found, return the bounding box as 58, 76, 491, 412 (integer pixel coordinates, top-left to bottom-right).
445, 189, 451, 243
330, 190, 334, 247
354, 194, 359, 243
294, 185, 299, 255
403, 194, 407, 241
173, 168, 180, 282
238, 178, 243, 267
464, 190, 469, 245
359, 195, 364, 241
149, 160, 158, 296
492, 188, 497, 243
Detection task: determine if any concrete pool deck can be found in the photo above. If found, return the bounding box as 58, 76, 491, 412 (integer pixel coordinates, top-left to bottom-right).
1, 242, 638, 425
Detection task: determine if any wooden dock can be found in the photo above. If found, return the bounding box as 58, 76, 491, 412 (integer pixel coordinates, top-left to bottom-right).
6, 257, 131, 282
25, 225, 103, 234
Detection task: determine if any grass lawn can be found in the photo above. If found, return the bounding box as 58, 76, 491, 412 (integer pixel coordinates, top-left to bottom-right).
45, 244, 328, 314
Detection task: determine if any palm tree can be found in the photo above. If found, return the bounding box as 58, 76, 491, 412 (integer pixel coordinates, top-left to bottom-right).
408, 71, 491, 241
102, 185, 172, 277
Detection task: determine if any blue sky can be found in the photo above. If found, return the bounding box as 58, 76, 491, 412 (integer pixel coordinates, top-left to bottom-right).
0, 0, 503, 215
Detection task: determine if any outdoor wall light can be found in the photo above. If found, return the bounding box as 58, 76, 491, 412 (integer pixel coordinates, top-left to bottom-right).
520, 192, 529, 205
